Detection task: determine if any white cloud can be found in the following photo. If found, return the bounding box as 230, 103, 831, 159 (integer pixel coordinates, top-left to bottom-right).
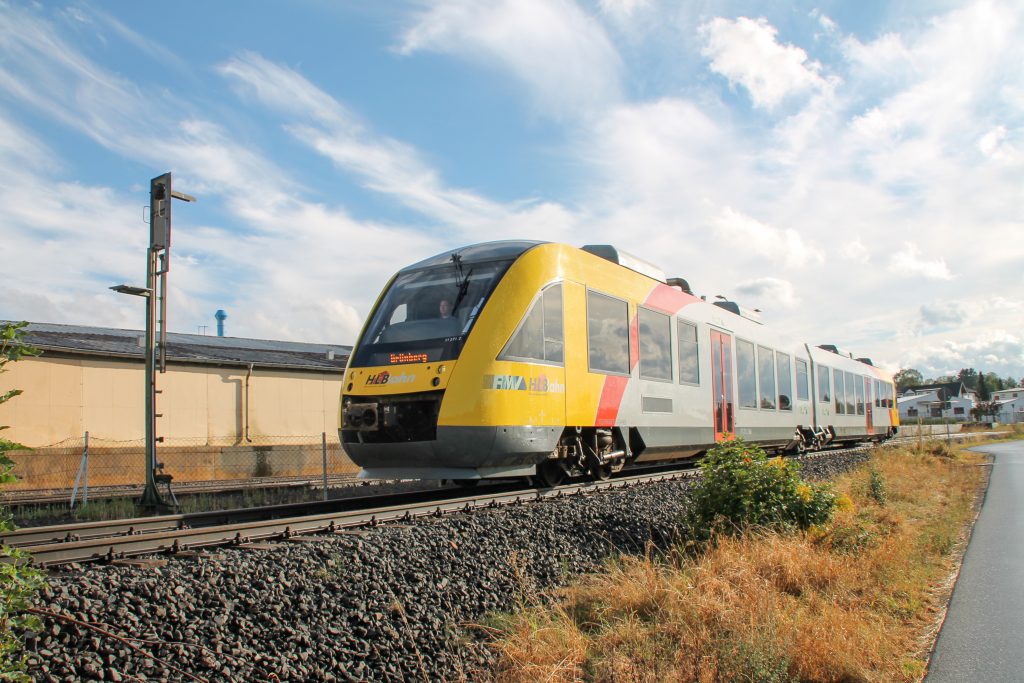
734, 277, 798, 308
902, 330, 1024, 379
888, 242, 953, 280
712, 207, 823, 268
599, 0, 649, 19
220, 52, 577, 242
842, 240, 870, 263
397, 0, 622, 118
919, 301, 968, 328
978, 125, 1009, 159
700, 16, 831, 109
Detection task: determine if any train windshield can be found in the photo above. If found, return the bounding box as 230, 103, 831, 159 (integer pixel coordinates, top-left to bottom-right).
350, 258, 514, 367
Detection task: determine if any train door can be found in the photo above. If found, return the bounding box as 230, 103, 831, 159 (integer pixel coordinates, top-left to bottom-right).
710, 330, 734, 440
864, 376, 874, 435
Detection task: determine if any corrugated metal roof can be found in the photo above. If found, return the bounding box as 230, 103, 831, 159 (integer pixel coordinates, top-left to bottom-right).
5, 321, 350, 372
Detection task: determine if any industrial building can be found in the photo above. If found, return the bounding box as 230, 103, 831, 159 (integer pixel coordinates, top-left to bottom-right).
0, 322, 353, 491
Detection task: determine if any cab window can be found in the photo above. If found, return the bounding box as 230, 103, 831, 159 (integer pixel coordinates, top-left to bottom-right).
499, 283, 564, 365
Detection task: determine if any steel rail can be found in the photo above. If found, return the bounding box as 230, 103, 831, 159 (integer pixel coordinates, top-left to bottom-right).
1, 472, 360, 506
21, 470, 695, 568
0, 483, 507, 548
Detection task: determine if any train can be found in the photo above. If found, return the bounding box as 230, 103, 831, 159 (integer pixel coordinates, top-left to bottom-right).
339, 241, 898, 486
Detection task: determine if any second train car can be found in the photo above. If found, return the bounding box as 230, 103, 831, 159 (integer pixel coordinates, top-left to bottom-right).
339, 241, 897, 486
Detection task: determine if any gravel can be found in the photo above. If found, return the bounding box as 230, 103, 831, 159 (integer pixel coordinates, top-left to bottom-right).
26, 449, 869, 682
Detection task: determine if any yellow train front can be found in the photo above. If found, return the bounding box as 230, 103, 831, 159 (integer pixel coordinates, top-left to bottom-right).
339, 240, 898, 486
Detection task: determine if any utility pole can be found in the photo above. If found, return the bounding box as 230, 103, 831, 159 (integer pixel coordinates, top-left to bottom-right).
112, 172, 195, 512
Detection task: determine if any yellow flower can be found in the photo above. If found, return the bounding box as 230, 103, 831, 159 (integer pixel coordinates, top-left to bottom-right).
796, 483, 813, 503
836, 493, 855, 512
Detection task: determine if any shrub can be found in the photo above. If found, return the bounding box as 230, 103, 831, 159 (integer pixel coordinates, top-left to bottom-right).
686, 438, 836, 540
868, 465, 887, 506
0, 322, 46, 680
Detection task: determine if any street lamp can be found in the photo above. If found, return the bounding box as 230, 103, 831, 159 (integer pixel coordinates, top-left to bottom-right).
110, 285, 151, 297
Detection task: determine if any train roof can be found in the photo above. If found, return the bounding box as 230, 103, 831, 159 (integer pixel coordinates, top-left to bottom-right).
403, 241, 546, 271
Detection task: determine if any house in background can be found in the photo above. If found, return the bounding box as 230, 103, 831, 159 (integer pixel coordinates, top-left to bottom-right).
991, 388, 1024, 424
897, 382, 976, 422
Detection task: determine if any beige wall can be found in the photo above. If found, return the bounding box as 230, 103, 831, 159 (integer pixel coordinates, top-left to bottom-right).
0, 354, 343, 447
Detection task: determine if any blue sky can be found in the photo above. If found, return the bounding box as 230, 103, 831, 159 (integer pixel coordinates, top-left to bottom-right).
0, 0, 1021, 379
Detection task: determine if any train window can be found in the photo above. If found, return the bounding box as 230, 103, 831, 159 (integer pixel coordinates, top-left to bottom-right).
875, 380, 882, 408
834, 369, 846, 414
639, 307, 672, 381
758, 346, 776, 410
737, 339, 757, 409
542, 285, 565, 362
587, 290, 630, 375
677, 319, 699, 385
352, 257, 516, 367
844, 371, 857, 415
796, 358, 809, 401
854, 374, 865, 415
777, 352, 792, 410
499, 283, 564, 365
818, 365, 831, 404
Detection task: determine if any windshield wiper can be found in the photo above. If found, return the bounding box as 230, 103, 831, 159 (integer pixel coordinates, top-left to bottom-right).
452, 267, 473, 314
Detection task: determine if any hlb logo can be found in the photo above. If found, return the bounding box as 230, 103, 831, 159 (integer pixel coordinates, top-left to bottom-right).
366, 371, 416, 385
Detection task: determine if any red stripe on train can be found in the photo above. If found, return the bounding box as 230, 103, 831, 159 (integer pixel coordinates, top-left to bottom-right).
593, 283, 699, 427
643, 282, 699, 314
595, 375, 629, 426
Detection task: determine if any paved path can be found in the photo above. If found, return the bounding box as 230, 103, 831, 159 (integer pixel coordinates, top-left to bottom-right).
926, 440, 1024, 683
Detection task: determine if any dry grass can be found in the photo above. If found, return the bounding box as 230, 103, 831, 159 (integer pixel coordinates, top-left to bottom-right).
485, 443, 992, 682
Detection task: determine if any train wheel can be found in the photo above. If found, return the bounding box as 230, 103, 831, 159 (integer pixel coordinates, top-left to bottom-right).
535, 461, 566, 488
590, 463, 613, 481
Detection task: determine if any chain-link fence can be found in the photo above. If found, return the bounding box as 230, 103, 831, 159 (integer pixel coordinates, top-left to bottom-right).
1, 433, 360, 503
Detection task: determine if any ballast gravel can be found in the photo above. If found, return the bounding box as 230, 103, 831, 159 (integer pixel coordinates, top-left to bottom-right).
28, 450, 868, 682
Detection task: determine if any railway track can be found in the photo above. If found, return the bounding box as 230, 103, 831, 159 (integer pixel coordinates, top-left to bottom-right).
6, 469, 701, 568
4, 433, 994, 568
0, 472, 361, 506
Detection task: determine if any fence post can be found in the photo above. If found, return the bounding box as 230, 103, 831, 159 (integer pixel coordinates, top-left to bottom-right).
70, 431, 90, 510
321, 431, 329, 502
83, 431, 89, 505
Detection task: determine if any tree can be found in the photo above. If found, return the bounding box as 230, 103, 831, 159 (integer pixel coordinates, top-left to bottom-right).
971, 400, 1000, 422
1006, 377, 1020, 389
893, 368, 923, 391
956, 368, 979, 390
976, 371, 991, 400
0, 322, 45, 680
